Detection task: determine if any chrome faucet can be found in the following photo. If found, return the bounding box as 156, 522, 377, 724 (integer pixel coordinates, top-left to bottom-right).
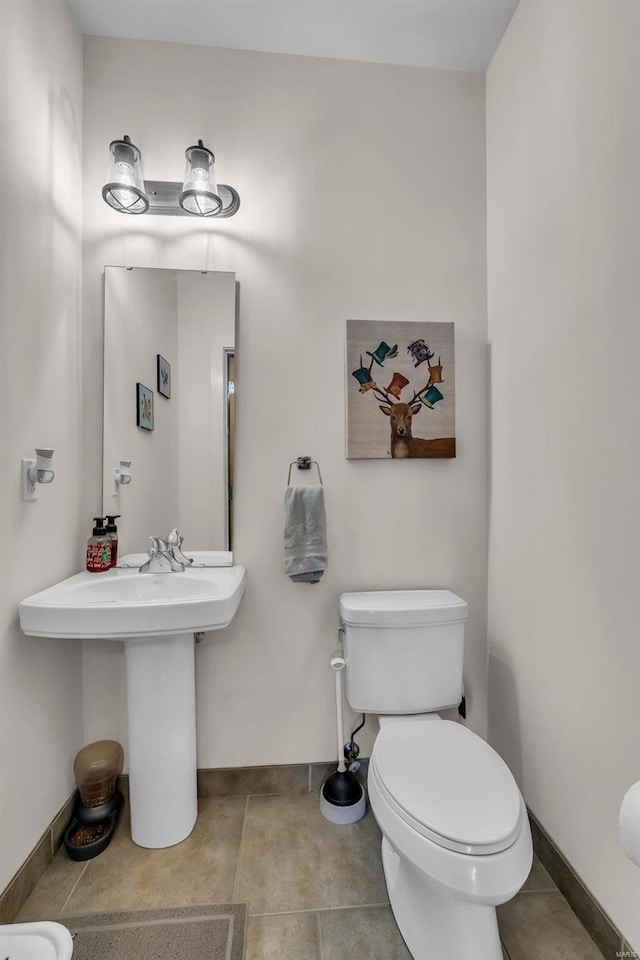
138, 530, 194, 574
139, 537, 185, 574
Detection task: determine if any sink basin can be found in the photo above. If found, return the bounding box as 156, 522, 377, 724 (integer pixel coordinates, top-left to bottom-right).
19, 552, 246, 850
20, 564, 246, 640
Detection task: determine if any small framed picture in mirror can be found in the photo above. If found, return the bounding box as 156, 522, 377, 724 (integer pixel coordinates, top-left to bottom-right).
157, 354, 171, 399
136, 383, 154, 431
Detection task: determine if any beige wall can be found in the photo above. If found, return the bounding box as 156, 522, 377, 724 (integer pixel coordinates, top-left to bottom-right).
0, 0, 83, 889
81, 40, 489, 766
487, 0, 640, 947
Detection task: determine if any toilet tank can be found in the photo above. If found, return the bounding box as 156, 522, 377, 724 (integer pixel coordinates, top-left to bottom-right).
339, 590, 468, 714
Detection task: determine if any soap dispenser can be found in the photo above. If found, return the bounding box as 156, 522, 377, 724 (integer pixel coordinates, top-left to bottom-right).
86, 518, 112, 573
105, 515, 121, 568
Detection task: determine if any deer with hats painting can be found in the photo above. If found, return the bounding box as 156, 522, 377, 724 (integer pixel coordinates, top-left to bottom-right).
351, 338, 454, 459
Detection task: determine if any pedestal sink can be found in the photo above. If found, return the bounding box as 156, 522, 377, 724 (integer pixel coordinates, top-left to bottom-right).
19, 555, 246, 849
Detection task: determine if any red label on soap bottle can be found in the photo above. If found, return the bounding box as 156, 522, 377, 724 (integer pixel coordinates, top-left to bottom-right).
86, 542, 111, 573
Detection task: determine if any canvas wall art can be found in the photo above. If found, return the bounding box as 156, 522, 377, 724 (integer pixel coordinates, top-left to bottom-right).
346, 319, 455, 459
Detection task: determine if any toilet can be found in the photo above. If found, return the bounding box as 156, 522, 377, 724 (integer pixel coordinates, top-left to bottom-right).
340, 589, 532, 960
0, 921, 73, 959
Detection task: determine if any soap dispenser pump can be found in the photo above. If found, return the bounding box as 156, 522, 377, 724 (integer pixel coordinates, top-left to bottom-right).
105, 515, 121, 568
86, 518, 112, 573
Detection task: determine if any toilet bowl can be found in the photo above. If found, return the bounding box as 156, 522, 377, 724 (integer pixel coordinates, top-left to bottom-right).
339, 590, 532, 960
369, 716, 532, 960
0, 921, 74, 960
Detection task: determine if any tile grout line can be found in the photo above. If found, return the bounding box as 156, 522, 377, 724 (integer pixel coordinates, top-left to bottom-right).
316, 909, 324, 960
519, 887, 558, 894
500, 936, 512, 960
231, 796, 250, 903
317, 902, 390, 914
59, 862, 90, 917
248, 902, 391, 919
201, 790, 309, 801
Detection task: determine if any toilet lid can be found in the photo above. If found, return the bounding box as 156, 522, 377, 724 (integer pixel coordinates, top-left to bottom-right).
371, 720, 523, 855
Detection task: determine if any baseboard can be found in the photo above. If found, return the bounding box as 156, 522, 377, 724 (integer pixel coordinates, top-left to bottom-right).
0, 789, 76, 924
528, 808, 634, 959
116, 759, 368, 802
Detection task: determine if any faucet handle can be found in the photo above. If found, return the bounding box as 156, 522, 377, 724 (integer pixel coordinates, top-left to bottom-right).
165, 529, 193, 566
149, 536, 168, 555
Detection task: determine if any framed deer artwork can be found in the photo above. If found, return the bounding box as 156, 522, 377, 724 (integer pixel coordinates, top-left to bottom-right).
346, 319, 456, 459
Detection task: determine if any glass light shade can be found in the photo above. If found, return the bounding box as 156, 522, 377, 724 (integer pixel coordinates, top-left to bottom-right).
102, 137, 149, 214
179, 141, 222, 216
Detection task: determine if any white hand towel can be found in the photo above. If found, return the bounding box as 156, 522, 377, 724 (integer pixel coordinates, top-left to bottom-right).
283, 485, 327, 584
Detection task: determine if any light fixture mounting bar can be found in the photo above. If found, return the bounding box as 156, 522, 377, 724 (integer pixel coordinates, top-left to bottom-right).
144, 180, 240, 218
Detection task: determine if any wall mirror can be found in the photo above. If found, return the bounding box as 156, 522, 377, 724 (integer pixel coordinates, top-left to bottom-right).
102, 267, 236, 557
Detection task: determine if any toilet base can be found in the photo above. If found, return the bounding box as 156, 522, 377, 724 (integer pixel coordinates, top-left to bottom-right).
382, 837, 503, 960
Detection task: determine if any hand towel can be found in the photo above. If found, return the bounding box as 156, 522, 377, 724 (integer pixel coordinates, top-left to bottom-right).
283, 485, 327, 584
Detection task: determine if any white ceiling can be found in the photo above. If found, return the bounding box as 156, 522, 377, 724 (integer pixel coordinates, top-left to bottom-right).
67, 0, 519, 73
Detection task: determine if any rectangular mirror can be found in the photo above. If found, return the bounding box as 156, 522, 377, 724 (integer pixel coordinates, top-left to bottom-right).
102, 267, 236, 556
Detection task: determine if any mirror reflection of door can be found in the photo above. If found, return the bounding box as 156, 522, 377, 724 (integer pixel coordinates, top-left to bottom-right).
102, 267, 237, 557
225, 351, 235, 549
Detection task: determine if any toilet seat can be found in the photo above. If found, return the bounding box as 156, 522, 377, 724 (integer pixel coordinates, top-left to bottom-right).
371, 719, 523, 856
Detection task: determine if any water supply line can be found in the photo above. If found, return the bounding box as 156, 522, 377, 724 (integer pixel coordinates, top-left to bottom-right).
344, 713, 365, 769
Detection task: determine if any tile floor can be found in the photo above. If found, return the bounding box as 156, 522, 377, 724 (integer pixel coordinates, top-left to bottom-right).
18, 792, 607, 959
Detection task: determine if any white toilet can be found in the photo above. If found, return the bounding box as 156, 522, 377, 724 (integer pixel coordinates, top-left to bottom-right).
340, 589, 532, 960
0, 921, 73, 959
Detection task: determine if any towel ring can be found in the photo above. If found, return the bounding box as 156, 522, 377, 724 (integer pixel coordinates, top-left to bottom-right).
287, 457, 323, 485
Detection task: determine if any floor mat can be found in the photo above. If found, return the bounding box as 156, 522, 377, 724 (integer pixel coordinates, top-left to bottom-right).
63, 903, 247, 960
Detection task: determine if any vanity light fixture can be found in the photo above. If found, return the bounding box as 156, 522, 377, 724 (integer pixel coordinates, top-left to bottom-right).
113, 460, 132, 495
102, 136, 149, 214
22, 448, 55, 501
102, 135, 240, 219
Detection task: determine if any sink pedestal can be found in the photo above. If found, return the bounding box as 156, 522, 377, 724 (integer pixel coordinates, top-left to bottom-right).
125, 632, 197, 848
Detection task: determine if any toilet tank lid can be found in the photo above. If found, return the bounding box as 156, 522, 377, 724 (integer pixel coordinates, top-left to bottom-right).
340, 590, 468, 627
